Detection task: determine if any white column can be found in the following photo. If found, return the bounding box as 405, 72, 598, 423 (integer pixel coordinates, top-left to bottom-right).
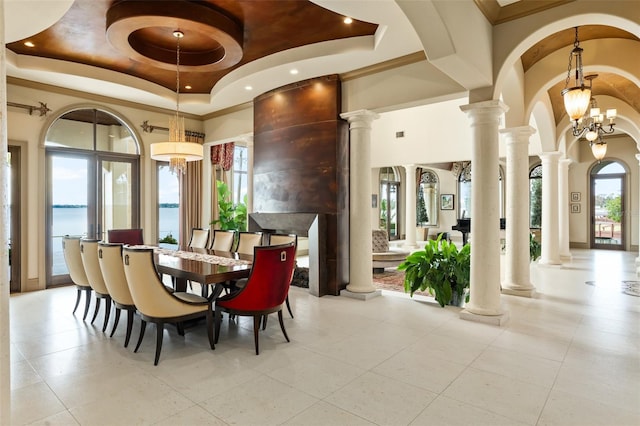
404, 165, 418, 248
341, 110, 380, 296
459, 100, 509, 325
558, 158, 572, 260
636, 154, 640, 273
0, 0, 12, 422
538, 152, 562, 265
501, 126, 536, 297
243, 135, 254, 215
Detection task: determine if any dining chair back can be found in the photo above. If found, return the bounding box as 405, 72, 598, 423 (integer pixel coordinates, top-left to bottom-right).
189, 228, 210, 249
108, 228, 144, 245
62, 235, 92, 320
210, 230, 236, 251
268, 233, 298, 318
122, 247, 214, 365
235, 231, 263, 255
80, 238, 112, 331
214, 243, 296, 355
98, 242, 136, 347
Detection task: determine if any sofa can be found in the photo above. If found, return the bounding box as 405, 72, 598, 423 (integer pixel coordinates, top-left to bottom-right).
372, 229, 410, 273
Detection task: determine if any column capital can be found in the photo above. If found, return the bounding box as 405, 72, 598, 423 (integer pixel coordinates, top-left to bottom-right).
460, 100, 509, 122
635, 153, 640, 165
559, 158, 573, 168
340, 109, 380, 129
500, 125, 536, 141
403, 164, 417, 172
539, 151, 562, 163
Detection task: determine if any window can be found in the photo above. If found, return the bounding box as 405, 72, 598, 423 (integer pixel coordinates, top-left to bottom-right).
529, 164, 542, 228
458, 163, 472, 218
417, 169, 438, 226
233, 145, 248, 205
157, 163, 179, 247
379, 167, 400, 240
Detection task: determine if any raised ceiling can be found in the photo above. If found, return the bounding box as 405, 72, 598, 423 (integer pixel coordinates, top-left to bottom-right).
6, 0, 377, 95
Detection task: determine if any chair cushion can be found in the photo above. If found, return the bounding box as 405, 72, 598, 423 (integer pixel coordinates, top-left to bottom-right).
372, 230, 389, 252
174, 292, 208, 303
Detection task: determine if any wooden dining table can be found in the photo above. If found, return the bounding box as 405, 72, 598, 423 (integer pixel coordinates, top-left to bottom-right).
153, 247, 253, 298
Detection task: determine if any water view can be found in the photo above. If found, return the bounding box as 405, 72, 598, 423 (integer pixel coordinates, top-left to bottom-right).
51, 206, 178, 275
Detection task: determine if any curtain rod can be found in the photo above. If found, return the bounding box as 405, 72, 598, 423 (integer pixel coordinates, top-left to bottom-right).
140, 120, 205, 139
7, 101, 51, 116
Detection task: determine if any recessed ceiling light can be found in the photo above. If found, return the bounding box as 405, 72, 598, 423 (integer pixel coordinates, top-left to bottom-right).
24, 41, 35, 48
344, 17, 353, 24
184, 85, 192, 90
290, 69, 299, 75
245, 85, 253, 91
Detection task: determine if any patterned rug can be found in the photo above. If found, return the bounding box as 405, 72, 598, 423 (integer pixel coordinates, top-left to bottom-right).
585, 280, 640, 297
372, 270, 432, 297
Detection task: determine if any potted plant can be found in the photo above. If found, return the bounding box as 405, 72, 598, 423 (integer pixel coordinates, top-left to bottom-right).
398, 234, 470, 307
530, 232, 541, 262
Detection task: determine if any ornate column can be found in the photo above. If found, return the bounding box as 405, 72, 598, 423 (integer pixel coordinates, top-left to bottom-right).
538, 152, 562, 265
501, 126, 536, 297
0, 0, 11, 422
341, 110, 381, 297
459, 100, 509, 325
558, 158, 572, 260
404, 164, 418, 248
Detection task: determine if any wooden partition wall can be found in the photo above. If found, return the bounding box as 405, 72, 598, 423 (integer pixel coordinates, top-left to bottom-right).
252, 75, 349, 296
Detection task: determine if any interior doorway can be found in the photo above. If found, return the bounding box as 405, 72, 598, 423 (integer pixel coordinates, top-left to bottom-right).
8, 145, 21, 292
590, 160, 626, 250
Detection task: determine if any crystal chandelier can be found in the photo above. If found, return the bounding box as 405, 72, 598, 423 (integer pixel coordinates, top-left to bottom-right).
150, 30, 203, 174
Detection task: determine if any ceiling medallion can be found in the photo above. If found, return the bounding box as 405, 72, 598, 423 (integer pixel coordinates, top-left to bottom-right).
106, 0, 243, 72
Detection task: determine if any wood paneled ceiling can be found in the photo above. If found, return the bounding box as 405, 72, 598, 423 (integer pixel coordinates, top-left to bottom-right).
6, 0, 377, 95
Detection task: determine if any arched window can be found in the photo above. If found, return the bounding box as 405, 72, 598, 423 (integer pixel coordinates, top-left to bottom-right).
379, 167, 400, 240
457, 162, 504, 219
418, 169, 438, 226
529, 164, 542, 228
45, 108, 140, 286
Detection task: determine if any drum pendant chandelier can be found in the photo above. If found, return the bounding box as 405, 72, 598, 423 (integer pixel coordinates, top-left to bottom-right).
150, 30, 203, 174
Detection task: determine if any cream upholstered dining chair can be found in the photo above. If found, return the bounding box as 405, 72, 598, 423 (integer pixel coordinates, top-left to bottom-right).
122, 246, 215, 365
62, 236, 93, 320
98, 242, 137, 347
80, 239, 113, 332
214, 243, 297, 355
189, 228, 210, 249
209, 230, 236, 251
235, 231, 263, 254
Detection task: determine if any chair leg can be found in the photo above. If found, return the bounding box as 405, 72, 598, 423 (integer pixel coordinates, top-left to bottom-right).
124, 309, 134, 348
154, 323, 164, 366
206, 308, 215, 350
102, 298, 112, 332
82, 288, 91, 320
278, 310, 290, 343
177, 322, 185, 336
91, 297, 101, 325
110, 308, 121, 337
134, 320, 146, 353
285, 295, 294, 318
72, 287, 81, 314
253, 315, 261, 355
262, 315, 268, 330
214, 307, 223, 344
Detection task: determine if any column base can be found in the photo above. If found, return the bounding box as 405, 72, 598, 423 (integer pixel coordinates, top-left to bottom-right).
559, 253, 572, 261
341, 289, 382, 300
501, 286, 536, 298
460, 309, 510, 326
538, 260, 562, 267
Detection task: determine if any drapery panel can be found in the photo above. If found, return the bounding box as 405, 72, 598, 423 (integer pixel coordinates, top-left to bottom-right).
210, 142, 234, 230
178, 133, 205, 248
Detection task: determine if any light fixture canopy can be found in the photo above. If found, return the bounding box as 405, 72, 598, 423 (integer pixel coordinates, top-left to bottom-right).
150, 30, 203, 174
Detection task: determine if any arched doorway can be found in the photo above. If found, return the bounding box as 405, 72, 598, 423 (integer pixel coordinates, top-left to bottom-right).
45, 108, 141, 287
590, 160, 626, 250
379, 167, 400, 240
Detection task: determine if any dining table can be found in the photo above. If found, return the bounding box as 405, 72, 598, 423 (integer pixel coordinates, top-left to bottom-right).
149, 246, 253, 299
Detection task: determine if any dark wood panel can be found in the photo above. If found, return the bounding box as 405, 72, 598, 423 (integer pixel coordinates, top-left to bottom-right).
254, 122, 340, 174
254, 75, 341, 133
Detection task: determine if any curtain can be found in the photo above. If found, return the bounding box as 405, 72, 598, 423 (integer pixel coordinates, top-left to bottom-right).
210, 142, 235, 230
178, 133, 205, 248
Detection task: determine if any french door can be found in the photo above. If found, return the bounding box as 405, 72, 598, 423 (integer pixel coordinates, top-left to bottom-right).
380, 181, 399, 240
46, 150, 139, 286
591, 171, 625, 250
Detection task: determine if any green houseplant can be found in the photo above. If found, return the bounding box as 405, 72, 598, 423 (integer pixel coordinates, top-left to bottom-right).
210, 180, 248, 231
529, 232, 541, 262
398, 234, 470, 307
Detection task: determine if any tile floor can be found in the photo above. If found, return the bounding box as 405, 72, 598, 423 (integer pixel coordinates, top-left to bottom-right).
8, 249, 640, 425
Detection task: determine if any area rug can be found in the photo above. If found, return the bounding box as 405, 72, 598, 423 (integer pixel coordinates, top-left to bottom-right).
372, 269, 432, 297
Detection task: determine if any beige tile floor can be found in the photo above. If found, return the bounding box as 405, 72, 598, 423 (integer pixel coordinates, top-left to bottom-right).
8, 249, 640, 425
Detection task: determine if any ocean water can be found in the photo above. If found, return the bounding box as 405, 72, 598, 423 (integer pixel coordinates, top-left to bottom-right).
51, 207, 178, 275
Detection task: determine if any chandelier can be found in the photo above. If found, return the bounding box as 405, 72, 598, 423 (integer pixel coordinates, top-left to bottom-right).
150, 30, 203, 174
562, 27, 616, 161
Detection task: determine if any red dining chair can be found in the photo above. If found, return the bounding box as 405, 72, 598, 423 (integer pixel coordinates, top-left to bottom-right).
108, 228, 144, 245
214, 243, 296, 355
